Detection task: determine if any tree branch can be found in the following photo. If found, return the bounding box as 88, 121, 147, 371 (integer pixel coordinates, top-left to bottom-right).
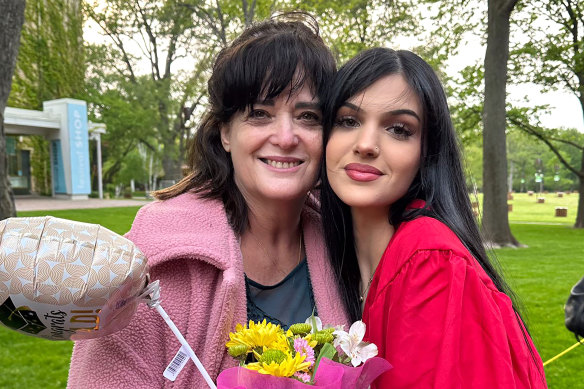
138, 138, 157, 152
546, 135, 584, 150
507, 114, 583, 177
88, 11, 137, 83
134, 0, 161, 80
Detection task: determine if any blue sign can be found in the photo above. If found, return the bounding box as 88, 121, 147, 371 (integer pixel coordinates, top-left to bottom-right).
67, 103, 91, 194
51, 140, 67, 194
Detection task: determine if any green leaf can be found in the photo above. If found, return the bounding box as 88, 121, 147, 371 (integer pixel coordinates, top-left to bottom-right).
311, 342, 337, 382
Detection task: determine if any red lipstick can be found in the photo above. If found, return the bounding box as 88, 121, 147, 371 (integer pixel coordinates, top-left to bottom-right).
344, 163, 383, 182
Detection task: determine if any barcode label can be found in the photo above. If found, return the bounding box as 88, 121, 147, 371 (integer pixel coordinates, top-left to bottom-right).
163, 346, 189, 381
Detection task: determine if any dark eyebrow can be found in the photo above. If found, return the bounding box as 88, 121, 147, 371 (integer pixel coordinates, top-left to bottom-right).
295, 102, 320, 110
390, 109, 421, 121
341, 102, 421, 122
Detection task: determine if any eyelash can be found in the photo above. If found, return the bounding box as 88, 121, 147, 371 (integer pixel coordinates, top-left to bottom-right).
389, 122, 414, 139
334, 117, 359, 128
334, 116, 414, 139
298, 111, 321, 124
247, 110, 321, 124
248, 109, 269, 119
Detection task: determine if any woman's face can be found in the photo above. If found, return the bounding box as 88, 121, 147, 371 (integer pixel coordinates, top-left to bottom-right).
220, 83, 323, 205
326, 74, 422, 211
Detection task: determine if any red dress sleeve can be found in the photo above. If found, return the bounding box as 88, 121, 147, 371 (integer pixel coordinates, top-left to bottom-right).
363, 248, 547, 389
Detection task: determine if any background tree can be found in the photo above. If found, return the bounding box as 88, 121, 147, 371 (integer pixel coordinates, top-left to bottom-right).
482, 0, 520, 246
508, 0, 584, 228
293, 0, 420, 62
85, 0, 424, 188
84, 0, 257, 184
427, 0, 521, 245
0, 0, 26, 220
8, 0, 85, 196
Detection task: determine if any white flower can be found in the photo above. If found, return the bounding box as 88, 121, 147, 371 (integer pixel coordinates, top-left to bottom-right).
305, 315, 323, 332
333, 320, 378, 367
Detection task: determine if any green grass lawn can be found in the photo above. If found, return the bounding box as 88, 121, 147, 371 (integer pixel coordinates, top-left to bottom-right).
498, 223, 584, 388
472, 191, 580, 225
1, 199, 584, 387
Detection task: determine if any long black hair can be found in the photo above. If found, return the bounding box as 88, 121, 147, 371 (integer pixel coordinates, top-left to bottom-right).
155, 13, 335, 234
320, 48, 521, 324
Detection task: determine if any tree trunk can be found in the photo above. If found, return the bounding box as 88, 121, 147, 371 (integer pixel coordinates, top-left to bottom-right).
482, 0, 519, 247
576, 151, 584, 228
0, 0, 26, 221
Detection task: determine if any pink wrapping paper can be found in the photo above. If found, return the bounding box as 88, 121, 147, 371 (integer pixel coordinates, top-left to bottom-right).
216, 357, 391, 389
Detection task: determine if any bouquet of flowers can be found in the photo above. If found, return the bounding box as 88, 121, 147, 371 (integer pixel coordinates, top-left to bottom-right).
216, 316, 391, 388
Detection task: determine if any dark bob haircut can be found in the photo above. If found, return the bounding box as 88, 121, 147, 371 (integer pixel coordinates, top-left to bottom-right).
320, 48, 520, 324
155, 13, 336, 234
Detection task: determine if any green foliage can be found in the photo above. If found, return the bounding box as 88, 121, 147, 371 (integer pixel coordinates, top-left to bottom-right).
83, 0, 207, 181
449, 64, 484, 145
461, 141, 483, 191
24, 136, 52, 195
8, 0, 85, 109
114, 150, 149, 188
506, 106, 583, 190
7, 0, 85, 196
506, 2, 584, 214
465, 130, 581, 193
84, 71, 160, 184
510, 1, 583, 94
292, 0, 421, 62
82, 0, 429, 185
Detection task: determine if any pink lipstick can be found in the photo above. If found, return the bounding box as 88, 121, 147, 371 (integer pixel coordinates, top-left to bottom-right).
344, 163, 383, 182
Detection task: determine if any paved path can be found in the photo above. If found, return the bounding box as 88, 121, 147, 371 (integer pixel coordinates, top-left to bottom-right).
15, 196, 152, 211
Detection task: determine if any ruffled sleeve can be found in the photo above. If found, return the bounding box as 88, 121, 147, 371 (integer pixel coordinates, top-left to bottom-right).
363, 248, 546, 389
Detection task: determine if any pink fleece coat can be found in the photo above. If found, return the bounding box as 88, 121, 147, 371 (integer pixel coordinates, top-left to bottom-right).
67, 192, 349, 388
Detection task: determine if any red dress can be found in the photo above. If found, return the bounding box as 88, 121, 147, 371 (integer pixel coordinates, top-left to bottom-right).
362, 215, 547, 388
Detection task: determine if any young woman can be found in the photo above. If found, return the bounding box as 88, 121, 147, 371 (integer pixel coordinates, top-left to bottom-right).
321, 48, 547, 388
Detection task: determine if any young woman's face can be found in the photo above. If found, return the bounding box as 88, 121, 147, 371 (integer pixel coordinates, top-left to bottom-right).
220, 83, 323, 205
326, 74, 422, 211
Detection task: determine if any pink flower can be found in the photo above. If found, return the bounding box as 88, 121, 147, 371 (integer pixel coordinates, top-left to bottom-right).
294, 337, 315, 367
293, 372, 312, 383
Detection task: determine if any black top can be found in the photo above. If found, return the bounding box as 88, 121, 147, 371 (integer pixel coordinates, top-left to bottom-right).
245, 258, 316, 329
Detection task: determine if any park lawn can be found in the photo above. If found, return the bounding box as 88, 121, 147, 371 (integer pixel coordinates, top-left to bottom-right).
1, 204, 583, 387
472, 191, 580, 225
498, 223, 584, 388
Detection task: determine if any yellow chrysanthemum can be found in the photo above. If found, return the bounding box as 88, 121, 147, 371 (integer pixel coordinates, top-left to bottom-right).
226, 319, 286, 350
269, 333, 292, 353
302, 334, 319, 349
246, 351, 311, 377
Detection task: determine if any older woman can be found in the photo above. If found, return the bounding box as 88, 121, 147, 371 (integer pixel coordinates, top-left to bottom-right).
67, 15, 349, 388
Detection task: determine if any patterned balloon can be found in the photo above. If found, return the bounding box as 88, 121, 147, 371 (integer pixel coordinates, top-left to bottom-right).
0, 216, 149, 340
